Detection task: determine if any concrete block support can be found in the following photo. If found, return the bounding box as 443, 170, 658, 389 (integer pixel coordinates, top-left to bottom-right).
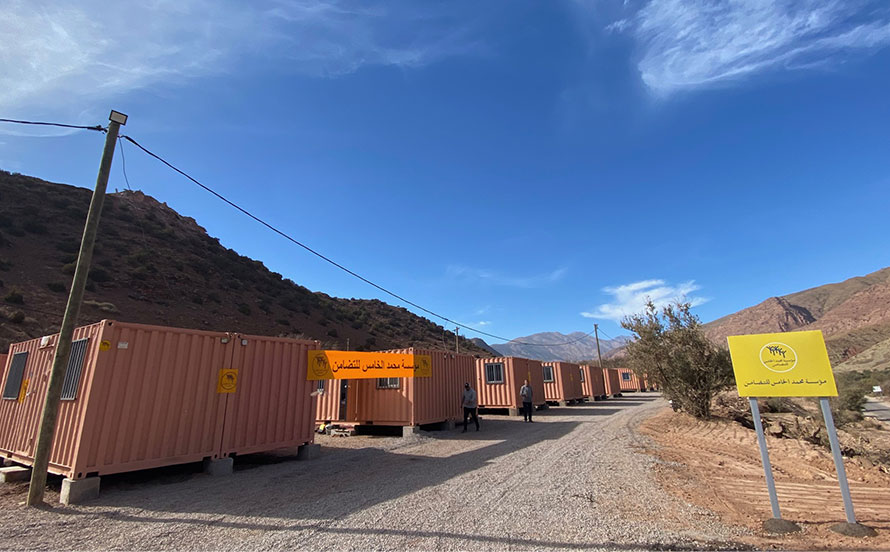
0, 466, 32, 483
508, 408, 520, 417
444, 419, 456, 430
60, 476, 100, 505
297, 443, 321, 460
557, 401, 568, 407
203, 457, 234, 476
402, 426, 420, 437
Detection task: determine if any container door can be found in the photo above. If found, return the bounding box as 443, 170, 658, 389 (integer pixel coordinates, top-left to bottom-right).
338, 380, 349, 421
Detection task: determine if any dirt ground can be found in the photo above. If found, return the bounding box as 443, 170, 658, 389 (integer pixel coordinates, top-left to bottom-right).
639, 408, 890, 551
0, 394, 747, 551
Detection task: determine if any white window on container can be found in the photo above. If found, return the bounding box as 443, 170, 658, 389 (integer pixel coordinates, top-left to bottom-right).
316, 380, 326, 393
579, 367, 585, 382
484, 363, 504, 384
542, 365, 554, 383
377, 377, 400, 389
2, 351, 29, 400
622, 372, 632, 381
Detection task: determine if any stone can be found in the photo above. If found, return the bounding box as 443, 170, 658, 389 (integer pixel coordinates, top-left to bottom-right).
60, 477, 100, 505
402, 426, 420, 437
203, 457, 234, 476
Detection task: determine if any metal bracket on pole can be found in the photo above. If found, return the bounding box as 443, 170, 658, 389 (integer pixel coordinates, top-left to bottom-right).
749, 398, 781, 519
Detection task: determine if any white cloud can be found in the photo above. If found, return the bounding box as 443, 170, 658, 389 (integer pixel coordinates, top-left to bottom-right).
0, 0, 485, 129
447, 265, 568, 289
602, 0, 890, 94
581, 278, 709, 321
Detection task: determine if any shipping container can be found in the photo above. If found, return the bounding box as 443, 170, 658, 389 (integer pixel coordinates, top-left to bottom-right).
316, 348, 475, 428
580, 364, 607, 400
603, 368, 622, 397
475, 357, 546, 414
541, 362, 584, 405
0, 321, 318, 484
617, 368, 645, 392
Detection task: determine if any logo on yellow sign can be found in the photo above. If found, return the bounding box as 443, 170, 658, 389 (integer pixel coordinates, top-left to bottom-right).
217, 369, 238, 393
728, 330, 837, 397
307, 351, 433, 380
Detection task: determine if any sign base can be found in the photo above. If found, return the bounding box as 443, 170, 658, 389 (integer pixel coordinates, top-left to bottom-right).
762, 518, 801, 534
829, 522, 877, 538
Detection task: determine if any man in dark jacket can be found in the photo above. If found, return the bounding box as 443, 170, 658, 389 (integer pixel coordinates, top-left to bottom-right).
519, 380, 534, 422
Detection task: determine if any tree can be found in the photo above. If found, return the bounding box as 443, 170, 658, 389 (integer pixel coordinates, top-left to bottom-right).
621, 301, 733, 419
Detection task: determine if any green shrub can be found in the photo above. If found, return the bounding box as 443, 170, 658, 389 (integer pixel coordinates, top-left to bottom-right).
9, 310, 25, 323
276, 318, 290, 326
237, 304, 252, 316
47, 282, 67, 293
0, 258, 11, 271
62, 262, 76, 275
327, 328, 339, 338
4, 289, 24, 304
89, 268, 111, 283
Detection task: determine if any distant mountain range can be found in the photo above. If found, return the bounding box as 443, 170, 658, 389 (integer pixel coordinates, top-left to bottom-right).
489, 332, 631, 362
703, 266, 890, 372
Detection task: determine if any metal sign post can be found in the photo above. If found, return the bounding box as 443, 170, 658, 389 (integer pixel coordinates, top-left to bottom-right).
749, 398, 781, 519
819, 397, 856, 523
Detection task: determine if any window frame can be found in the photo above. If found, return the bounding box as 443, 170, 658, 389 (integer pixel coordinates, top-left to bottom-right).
484, 362, 505, 384
542, 365, 554, 383
376, 377, 400, 389
621, 372, 632, 381
60, 338, 89, 401
2, 351, 29, 400
579, 367, 585, 382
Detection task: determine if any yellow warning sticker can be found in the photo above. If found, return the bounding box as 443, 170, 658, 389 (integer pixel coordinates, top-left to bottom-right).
217, 369, 238, 393
99, 340, 112, 351
18, 379, 28, 403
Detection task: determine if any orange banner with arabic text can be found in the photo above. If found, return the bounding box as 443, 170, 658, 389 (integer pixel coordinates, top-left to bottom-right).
307, 351, 432, 380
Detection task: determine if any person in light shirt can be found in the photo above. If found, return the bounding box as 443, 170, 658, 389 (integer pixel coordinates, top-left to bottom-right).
461, 382, 479, 432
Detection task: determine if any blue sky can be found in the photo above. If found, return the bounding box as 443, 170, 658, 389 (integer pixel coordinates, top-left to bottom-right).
2, 1, 889, 344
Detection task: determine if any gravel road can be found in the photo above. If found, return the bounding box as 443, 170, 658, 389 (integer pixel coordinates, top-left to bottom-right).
0, 394, 745, 551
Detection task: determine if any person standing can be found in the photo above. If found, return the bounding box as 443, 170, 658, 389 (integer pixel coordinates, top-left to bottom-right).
461, 382, 479, 432
519, 379, 533, 422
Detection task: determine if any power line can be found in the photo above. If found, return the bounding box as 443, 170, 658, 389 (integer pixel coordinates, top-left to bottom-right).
0, 118, 106, 133
120, 134, 592, 347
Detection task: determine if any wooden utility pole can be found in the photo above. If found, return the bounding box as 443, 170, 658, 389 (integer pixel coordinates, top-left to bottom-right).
27, 110, 127, 506
454, 327, 459, 354
594, 324, 604, 368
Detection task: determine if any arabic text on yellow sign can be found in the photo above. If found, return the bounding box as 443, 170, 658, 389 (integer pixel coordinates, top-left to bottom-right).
727, 330, 837, 397
307, 351, 432, 380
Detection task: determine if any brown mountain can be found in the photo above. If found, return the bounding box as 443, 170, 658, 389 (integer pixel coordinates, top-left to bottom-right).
703, 267, 890, 371
0, 170, 487, 355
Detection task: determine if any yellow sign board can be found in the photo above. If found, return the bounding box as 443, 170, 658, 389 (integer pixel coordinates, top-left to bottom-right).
727, 330, 837, 397
18, 379, 28, 403
307, 351, 432, 380
217, 369, 238, 393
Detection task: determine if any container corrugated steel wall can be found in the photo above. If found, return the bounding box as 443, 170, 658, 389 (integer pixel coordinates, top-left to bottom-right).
617, 368, 644, 392
0, 322, 106, 477
345, 348, 474, 426
74, 322, 232, 478
542, 362, 584, 402
604, 368, 621, 396
221, 334, 318, 456
580, 365, 606, 399
315, 379, 341, 423
1, 320, 320, 480
475, 357, 545, 409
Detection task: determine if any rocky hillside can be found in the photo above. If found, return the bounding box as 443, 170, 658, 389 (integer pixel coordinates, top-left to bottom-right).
704, 266, 890, 371
0, 170, 488, 355
490, 332, 630, 362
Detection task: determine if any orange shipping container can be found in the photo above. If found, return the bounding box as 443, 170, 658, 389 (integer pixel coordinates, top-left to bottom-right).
0, 321, 318, 483
617, 368, 644, 392
603, 368, 622, 397
541, 362, 584, 405
475, 357, 546, 413
316, 348, 474, 427
580, 365, 607, 400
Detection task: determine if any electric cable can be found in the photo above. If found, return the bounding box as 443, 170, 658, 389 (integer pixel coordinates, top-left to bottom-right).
120, 133, 595, 347
0, 118, 106, 133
